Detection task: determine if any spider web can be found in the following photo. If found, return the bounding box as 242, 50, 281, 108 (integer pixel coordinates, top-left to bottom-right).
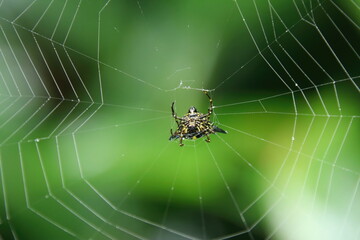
0, 0, 359, 239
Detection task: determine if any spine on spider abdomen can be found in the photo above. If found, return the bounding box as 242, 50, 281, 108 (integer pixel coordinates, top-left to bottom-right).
213, 126, 227, 134
169, 134, 179, 140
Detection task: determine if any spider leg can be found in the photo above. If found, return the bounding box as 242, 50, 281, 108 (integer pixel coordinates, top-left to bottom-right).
171, 102, 175, 116
178, 127, 187, 146
201, 91, 213, 117
171, 102, 183, 120
205, 135, 211, 143
179, 134, 184, 146
205, 91, 213, 115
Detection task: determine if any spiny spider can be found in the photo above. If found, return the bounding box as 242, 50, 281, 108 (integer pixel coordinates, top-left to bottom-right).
169, 91, 227, 146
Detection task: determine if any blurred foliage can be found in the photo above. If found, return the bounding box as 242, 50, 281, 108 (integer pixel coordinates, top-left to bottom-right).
0, 0, 359, 239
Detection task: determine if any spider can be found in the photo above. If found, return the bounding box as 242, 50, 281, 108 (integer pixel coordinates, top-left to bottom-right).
169, 91, 227, 146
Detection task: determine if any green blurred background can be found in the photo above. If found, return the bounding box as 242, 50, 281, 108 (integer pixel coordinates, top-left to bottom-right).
0, 0, 359, 239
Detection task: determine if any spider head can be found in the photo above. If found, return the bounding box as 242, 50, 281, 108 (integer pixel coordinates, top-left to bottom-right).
188, 106, 198, 114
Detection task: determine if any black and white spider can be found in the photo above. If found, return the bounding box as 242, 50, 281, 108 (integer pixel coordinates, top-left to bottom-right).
169, 91, 227, 146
